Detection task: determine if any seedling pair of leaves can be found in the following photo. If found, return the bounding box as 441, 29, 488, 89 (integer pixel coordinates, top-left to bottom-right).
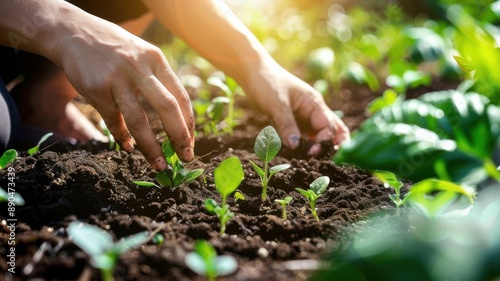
373, 170, 476, 219
0, 149, 17, 170
295, 176, 330, 221
207, 73, 243, 135
134, 138, 204, 188
250, 126, 291, 200
67, 222, 149, 281
275, 196, 292, 220
185, 240, 237, 281
204, 156, 244, 235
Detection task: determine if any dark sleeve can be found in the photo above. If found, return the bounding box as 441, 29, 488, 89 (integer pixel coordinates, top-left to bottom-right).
69, 0, 149, 23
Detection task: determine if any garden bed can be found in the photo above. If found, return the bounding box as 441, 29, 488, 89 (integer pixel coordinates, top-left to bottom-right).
0, 81, 453, 281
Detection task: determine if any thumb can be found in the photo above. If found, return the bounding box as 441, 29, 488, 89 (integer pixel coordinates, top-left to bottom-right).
272, 107, 301, 150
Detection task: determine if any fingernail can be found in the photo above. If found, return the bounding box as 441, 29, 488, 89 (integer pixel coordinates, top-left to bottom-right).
288, 135, 300, 149
122, 140, 134, 152
308, 143, 321, 156
152, 156, 167, 171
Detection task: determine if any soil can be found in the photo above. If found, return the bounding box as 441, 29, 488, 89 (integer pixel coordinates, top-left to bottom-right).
0, 80, 455, 281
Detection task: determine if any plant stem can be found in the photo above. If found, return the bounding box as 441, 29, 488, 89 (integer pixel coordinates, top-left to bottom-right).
101, 268, 114, 281
310, 201, 319, 222
262, 162, 269, 200
282, 206, 287, 220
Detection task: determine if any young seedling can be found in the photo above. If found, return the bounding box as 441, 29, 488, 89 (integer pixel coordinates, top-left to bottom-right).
204, 156, 244, 235
234, 191, 245, 202
28, 132, 53, 155
185, 240, 238, 281
207, 74, 242, 135
99, 119, 119, 150
372, 170, 410, 214
0, 187, 25, 205
133, 138, 204, 188
274, 196, 292, 220
0, 149, 17, 170
67, 222, 149, 281
295, 176, 330, 221
249, 126, 291, 200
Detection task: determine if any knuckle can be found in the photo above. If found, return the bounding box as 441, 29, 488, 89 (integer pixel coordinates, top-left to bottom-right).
126, 114, 148, 131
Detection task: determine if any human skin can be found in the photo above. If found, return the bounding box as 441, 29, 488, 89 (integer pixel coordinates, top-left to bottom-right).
141, 0, 350, 155
0, 0, 194, 170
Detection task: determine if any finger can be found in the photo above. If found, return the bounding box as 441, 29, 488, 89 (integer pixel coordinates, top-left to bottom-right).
271, 95, 301, 150
308, 108, 351, 156
140, 74, 194, 162
112, 85, 167, 170
154, 58, 196, 143
92, 96, 134, 153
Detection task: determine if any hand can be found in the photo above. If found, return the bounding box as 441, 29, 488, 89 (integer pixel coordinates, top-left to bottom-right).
244, 62, 350, 156
53, 10, 194, 170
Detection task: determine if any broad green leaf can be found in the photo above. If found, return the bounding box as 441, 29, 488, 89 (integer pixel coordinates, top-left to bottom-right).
254, 126, 282, 162
185, 168, 204, 184
403, 70, 431, 89
367, 89, 401, 114
214, 156, 244, 196
372, 170, 403, 190
28, 132, 53, 156
409, 179, 476, 203
156, 171, 173, 187
112, 231, 149, 255
0, 149, 17, 169
295, 188, 314, 201
132, 181, 159, 188
269, 164, 291, 176
185, 252, 208, 276
173, 169, 188, 186
310, 176, 330, 195
207, 96, 230, 122
345, 62, 380, 92
405, 27, 445, 63
68, 222, 113, 258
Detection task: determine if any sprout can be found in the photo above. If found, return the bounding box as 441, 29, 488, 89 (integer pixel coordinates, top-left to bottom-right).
249, 126, 291, 200
28, 132, 53, 155
0, 149, 17, 170
205, 156, 244, 235
185, 240, 237, 281
274, 196, 292, 220
295, 176, 330, 221
67, 222, 149, 281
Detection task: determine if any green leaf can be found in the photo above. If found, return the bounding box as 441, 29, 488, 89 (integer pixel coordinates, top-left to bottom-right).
204, 198, 219, 214
367, 89, 401, 114
269, 164, 291, 175
133, 181, 159, 188
0, 149, 17, 169
155, 171, 173, 187
310, 176, 330, 195
67, 222, 113, 260
28, 132, 53, 155
295, 188, 314, 201
234, 191, 245, 202
372, 170, 403, 190
345, 62, 380, 92
112, 231, 149, 255
249, 160, 265, 180
214, 156, 244, 197
161, 138, 175, 159
254, 126, 282, 162
208, 76, 231, 96
185, 252, 209, 276
185, 168, 204, 184
215, 256, 238, 276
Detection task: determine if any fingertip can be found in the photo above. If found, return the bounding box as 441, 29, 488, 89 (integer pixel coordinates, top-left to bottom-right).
286, 134, 300, 150
180, 145, 194, 162
307, 143, 321, 156
151, 156, 167, 171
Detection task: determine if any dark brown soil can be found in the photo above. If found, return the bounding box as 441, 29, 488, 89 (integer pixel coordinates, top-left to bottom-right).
0, 80, 453, 281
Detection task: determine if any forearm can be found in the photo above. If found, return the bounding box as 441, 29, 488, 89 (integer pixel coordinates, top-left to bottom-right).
141, 0, 279, 88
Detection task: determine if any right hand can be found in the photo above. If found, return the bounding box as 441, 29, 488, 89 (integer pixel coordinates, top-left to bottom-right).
53, 11, 194, 170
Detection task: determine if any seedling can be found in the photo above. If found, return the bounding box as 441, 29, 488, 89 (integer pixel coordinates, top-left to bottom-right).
234, 191, 245, 202
207, 73, 243, 135
0, 149, 17, 170
0, 187, 25, 205
67, 221, 149, 281
249, 126, 291, 200
204, 156, 244, 234
295, 176, 330, 221
99, 119, 119, 150
185, 240, 237, 281
372, 170, 409, 211
28, 132, 53, 155
134, 138, 204, 188
274, 196, 292, 220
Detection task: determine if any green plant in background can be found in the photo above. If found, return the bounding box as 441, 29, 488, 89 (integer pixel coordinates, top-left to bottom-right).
295, 176, 330, 221
28, 132, 53, 155
372, 170, 409, 212
185, 240, 238, 281
343, 62, 380, 93
133, 138, 204, 188
249, 126, 291, 200
367, 89, 402, 114
0, 187, 25, 205
207, 73, 243, 135
234, 191, 245, 202
67, 222, 149, 281
205, 156, 244, 235
0, 149, 17, 170
274, 196, 293, 220
335, 90, 500, 186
